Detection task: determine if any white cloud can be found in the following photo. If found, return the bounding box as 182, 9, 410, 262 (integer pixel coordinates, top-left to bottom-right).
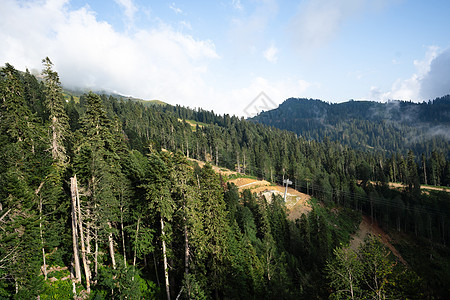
0, 0, 219, 110
369, 46, 445, 102
385, 74, 421, 101
0, 0, 316, 117
114, 0, 137, 22
229, 0, 278, 53
169, 2, 183, 15
419, 48, 450, 99
290, 0, 373, 52
232, 0, 243, 11
263, 44, 278, 63
414, 46, 439, 76
179, 20, 192, 30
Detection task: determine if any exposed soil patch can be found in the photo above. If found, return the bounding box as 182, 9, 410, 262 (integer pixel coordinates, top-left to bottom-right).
186, 160, 312, 220
350, 215, 406, 265
228, 178, 312, 220
187, 158, 238, 176
363, 181, 450, 193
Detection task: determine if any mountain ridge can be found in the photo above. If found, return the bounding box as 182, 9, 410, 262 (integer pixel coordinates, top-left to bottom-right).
250, 96, 450, 157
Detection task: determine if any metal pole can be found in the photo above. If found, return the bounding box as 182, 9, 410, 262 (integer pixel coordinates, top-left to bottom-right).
283, 179, 292, 201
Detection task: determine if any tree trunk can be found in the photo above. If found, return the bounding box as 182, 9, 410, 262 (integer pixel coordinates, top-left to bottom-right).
94, 230, 98, 279
73, 175, 91, 293
39, 195, 47, 280
266, 247, 271, 282
153, 253, 160, 287
186, 139, 189, 158
196, 141, 199, 159
184, 221, 189, 276
72, 281, 77, 299
51, 116, 58, 160
86, 209, 91, 255
132, 217, 140, 281
423, 158, 428, 185
236, 152, 240, 173
108, 222, 116, 269
215, 145, 218, 166
210, 145, 212, 162
183, 187, 191, 296
184, 219, 190, 298
161, 216, 171, 300
70, 178, 82, 283
120, 207, 127, 267
350, 274, 354, 300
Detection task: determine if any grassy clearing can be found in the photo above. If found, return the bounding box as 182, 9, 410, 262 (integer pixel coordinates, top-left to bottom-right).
178, 118, 209, 131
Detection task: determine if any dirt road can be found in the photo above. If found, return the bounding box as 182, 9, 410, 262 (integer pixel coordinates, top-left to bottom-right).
228, 177, 312, 220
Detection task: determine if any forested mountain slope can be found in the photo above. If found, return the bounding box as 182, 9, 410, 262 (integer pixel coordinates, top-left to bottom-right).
250, 97, 450, 158
1, 60, 450, 298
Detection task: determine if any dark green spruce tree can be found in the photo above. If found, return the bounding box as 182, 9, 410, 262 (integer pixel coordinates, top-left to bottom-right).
0, 63, 46, 297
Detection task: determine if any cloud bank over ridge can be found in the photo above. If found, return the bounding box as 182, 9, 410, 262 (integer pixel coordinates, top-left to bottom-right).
370, 47, 450, 102
0, 0, 218, 109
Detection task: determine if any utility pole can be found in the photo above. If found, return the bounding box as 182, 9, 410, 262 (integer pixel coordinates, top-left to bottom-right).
283, 179, 292, 202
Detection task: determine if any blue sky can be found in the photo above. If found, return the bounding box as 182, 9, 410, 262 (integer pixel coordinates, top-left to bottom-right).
1, 0, 450, 116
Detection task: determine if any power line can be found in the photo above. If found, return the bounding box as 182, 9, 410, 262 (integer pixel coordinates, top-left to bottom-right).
275, 179, 450, 219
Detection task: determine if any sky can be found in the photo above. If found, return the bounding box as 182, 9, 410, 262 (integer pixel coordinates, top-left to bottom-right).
1, 0, 450, 116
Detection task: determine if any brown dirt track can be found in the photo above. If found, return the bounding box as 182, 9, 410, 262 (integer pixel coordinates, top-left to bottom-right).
228, 178, 312, 220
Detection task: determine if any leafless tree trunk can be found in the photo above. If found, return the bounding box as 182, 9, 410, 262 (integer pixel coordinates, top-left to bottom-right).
186, 139, 189, 158
70, 179, 82, 283
423, 158, 428, 185
73, 175, 90, 293
39, 194, 47, 280
72, 281, 77, 299
196, 141, 199, 159
132, 217, 140, 281
35, 181, 48, 281
184, 200, 190, 298
108, 222, 116, 269
215, 145, 219, 166
184, 222, 189, 276
236, 152, 241, 173
266, 245, 272, 282
161, 216, 171, 300
121, 210, 127, 267
94, 229, 98, 279
86, 209, 91, 255
210, 145, 212, 162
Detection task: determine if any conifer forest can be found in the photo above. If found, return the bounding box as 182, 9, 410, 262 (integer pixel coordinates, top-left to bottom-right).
1, 59, 450, 299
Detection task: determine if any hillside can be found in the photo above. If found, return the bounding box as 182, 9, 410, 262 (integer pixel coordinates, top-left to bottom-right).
228, 177, 312, 219
62, 87, 167, 107
187, 157, 312, 219
2, 62, 450, 298
250, 97, 450, 158
204, 159, 401, 258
